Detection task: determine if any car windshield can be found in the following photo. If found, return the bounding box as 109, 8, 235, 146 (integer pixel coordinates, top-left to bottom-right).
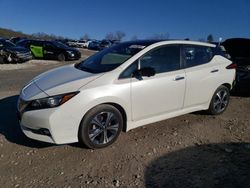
76, 41, 157, 73
52, 41, 69, 48
0, 40, 16, 48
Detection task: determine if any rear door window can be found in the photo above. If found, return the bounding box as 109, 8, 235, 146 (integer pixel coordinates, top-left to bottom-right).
44, 42, 55, 49
183, 45, 214, 68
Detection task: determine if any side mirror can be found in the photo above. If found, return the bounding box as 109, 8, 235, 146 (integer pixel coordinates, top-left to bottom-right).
133, 67, 156, 78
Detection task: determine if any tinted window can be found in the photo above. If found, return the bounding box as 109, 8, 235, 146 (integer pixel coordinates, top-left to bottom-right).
140, 45, 180, 74
16, 40, 29, 47
76, 41, 156, 73
44, 42, 55, 49
31, 41, 43, 46
119, 62, 138, 79
0, 40, 16, 48
52, 41, 68, 48
184, 45, 213, 68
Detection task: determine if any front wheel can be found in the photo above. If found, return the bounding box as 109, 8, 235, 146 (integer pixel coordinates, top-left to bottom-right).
78, 104, 123, 149
207, 85, 230, 115
57, 53, 65, 61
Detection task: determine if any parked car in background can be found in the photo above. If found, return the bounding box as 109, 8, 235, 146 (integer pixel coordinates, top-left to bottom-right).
0, 39, 32, 63
76, 40, 87, 48
66, 40, 78, 47
99, 40, 113, 50
17, 40, 235, 149
17, 39, 81, 61
88, 40, 101, 50
10, 37, 27, 44
222, 38, 250, 94
84, 40, 92, 48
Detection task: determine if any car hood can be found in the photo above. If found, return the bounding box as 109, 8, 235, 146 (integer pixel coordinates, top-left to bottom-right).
62, 46, 79, 52
32, 64, 103, 96
6, 46, 30, 53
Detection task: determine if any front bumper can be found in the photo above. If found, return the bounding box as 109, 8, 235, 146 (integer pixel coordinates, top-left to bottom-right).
67, 51, 81, 61
14, 52, 33, 62
17, 99, 80, 144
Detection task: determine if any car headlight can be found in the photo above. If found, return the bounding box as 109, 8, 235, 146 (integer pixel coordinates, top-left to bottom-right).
28, 92, 79, 110
67, 51, 75, 57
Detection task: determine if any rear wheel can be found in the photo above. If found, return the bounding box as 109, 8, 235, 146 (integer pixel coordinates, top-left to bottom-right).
78, 104, 123, 149
207, 85, 230, 115
57, 53, 65, 61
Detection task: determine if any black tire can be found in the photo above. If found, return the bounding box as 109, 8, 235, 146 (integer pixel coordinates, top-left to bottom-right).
78, 104, 123, 149
207, 85, 230, 115
0, 56, 4, 64
57, 53, 65, 61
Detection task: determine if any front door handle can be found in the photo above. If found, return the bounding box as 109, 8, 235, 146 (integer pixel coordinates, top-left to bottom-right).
175, 76, 185, 81
211, 69, 219, 73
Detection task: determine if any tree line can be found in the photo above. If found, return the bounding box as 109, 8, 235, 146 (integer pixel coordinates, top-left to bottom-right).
0, 27, 215, 42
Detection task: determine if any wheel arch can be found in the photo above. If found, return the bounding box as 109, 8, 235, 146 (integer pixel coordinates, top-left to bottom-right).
105, 102, 127, 132
78, 100, 128, 135
222, 83, 232, 90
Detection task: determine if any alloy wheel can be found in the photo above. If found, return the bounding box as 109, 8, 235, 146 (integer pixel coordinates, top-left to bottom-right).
88, 111, 119, 145
213, 89, 229, 113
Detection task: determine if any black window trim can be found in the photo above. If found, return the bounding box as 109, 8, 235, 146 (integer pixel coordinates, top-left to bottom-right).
119, 44, 183, 79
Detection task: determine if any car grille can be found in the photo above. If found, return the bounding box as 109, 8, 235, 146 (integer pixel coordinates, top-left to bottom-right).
16, 52, 32, 59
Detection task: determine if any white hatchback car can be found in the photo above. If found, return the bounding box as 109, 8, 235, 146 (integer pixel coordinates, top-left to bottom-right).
17, 40, 236, 148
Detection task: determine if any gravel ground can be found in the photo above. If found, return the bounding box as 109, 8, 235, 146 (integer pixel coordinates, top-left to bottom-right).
0, 49, 249, 188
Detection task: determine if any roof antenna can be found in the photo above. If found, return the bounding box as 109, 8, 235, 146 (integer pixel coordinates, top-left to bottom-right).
218, 37, 222, 46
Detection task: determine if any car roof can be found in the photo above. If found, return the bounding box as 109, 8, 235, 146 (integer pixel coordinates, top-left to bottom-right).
122, 40, 216, 47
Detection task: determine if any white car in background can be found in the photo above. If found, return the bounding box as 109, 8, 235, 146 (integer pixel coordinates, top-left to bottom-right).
84, 40, 92, 48
17, 40, 236, 149
76, 40, 87, 48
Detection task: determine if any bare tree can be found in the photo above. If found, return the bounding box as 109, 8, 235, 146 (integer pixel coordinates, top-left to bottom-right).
105, 32, 115, 40
105, 31, 126, 41
80, 33, 90, 40
31, 32, 65, 40
207, 34, 214, 42
115, 31, 126, 41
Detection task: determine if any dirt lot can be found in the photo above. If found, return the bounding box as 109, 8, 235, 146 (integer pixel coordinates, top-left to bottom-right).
0, 49, 250, 188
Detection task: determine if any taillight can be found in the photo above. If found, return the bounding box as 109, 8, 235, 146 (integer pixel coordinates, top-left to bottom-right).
226, 63, 237, 69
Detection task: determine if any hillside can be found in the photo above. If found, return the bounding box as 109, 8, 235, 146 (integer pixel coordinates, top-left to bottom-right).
0, 28, 67, 40
0, 28, 29, 39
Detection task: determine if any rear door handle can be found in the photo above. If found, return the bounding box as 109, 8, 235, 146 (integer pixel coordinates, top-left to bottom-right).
211, 69, 219, 73
175, 76, 185, 81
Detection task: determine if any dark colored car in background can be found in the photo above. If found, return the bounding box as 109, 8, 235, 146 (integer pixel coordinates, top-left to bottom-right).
0, 39, 32, 64
88, 40, 101, 51
17, 39, 81, 61
10, 37, 27, 44
222, 38, 250, 94
99, 40, 113, 50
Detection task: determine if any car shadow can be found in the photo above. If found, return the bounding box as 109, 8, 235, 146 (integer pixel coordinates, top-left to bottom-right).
0, 95, 52, 148
145, 142, 250, 188
231, 90, 250, 98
